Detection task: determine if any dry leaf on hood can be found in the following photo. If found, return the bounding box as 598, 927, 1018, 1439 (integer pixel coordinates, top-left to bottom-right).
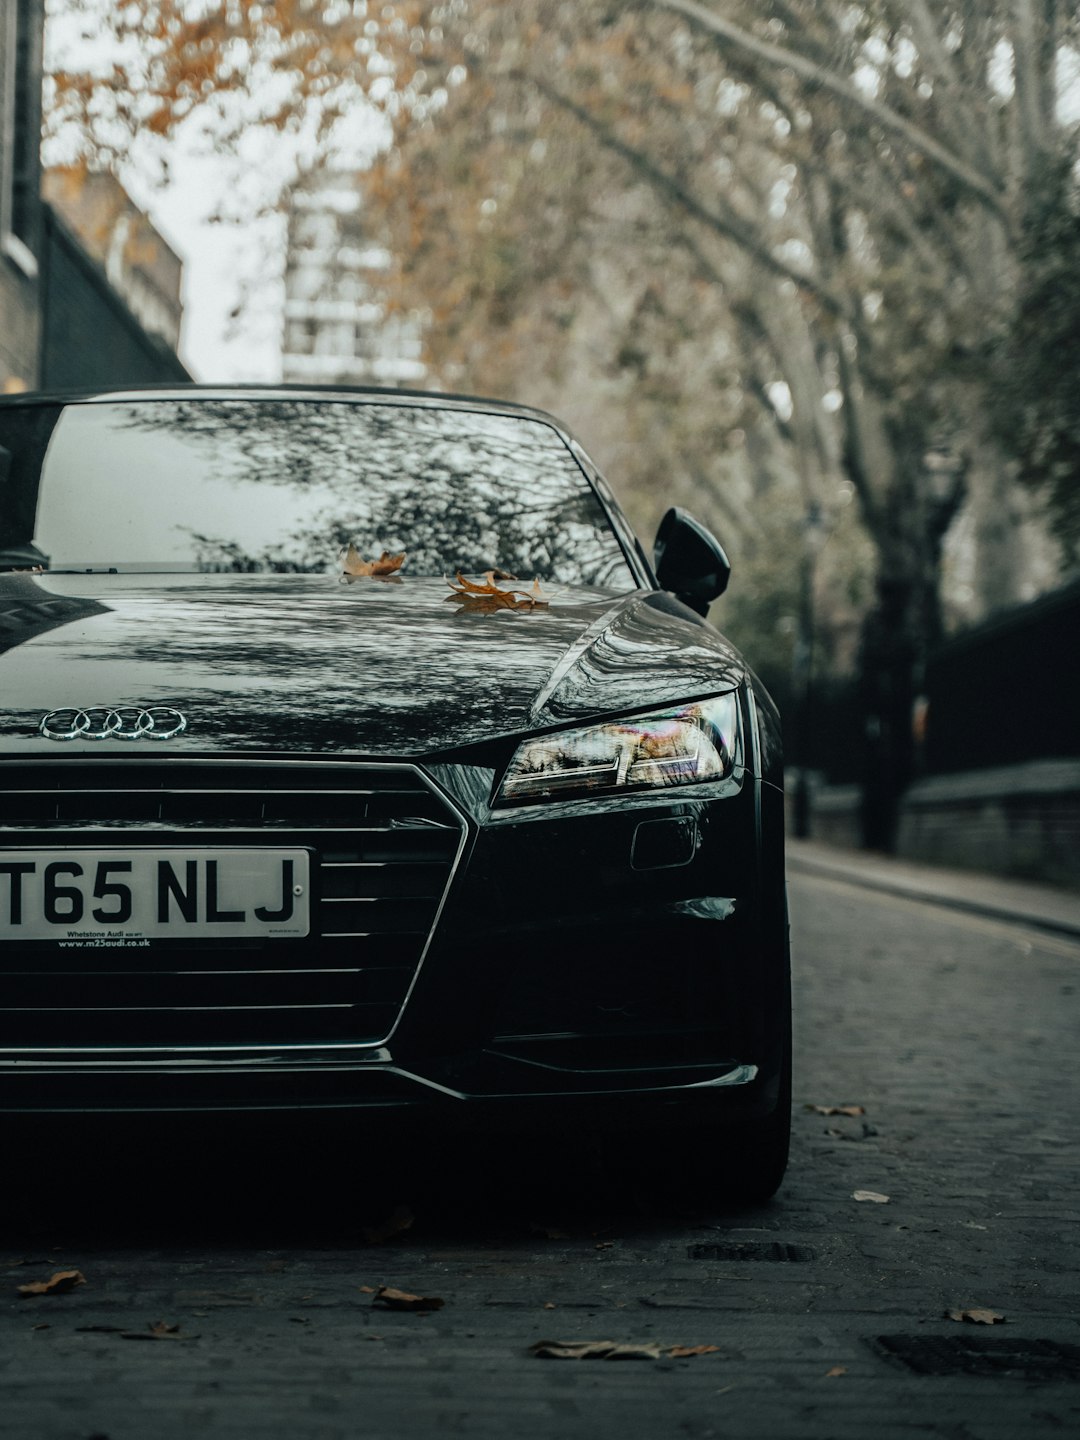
446, 572, 551, 610
945, 1307, 1005, 1325
372, 1285, 444, 1312
339, 544, 406, 581
17, 1269, 86, 1297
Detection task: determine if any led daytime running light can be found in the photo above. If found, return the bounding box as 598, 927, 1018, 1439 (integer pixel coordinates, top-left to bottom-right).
497, 695, 738, 804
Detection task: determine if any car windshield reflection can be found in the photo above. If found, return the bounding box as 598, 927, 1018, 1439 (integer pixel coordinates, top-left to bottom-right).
8, 399, 635, 588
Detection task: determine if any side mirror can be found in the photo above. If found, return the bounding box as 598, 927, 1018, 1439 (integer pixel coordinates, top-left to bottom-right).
653, 507, 730, 616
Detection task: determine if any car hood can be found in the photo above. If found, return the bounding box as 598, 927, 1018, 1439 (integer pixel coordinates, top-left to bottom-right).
0, 572, 745, 756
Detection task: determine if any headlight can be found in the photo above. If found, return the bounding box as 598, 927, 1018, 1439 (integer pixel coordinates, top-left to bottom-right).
495, 694, 740, 805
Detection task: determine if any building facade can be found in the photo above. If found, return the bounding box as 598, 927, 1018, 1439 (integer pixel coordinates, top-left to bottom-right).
1, 2, 188, 392
282, 172, 425, 388
43, 168, 184, 352
0, 0, 45, 391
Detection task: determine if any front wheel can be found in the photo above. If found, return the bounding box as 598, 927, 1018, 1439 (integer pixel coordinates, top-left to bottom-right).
669, 984, 792, 1207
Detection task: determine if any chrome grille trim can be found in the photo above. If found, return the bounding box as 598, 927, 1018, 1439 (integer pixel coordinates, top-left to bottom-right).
0, 758, 471, 1052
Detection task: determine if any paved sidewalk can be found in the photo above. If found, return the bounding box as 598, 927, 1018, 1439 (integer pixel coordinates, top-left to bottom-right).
787, 837, 1080, 940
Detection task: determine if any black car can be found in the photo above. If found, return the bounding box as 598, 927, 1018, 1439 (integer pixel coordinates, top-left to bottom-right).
0, 386, 788, 1200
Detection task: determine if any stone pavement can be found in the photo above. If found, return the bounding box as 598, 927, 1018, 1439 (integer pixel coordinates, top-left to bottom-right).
788, 836, 1080, 939
2, 868, 1079, 1439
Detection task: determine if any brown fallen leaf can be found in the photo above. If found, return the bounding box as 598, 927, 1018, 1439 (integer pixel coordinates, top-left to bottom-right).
363, 1204, 415, 1245
30, 1323, 50, 1331
946, 1307, 1005, 1325
806, 1104, 866, 1117
447, 569, 517, 595
542, 1302, 557, 1310
531, 1339, 718, 1361
358, 1285, 376, 1294
339, 544, 406, 580
372, 1285, 444, 1312
852, 1190, 890, 1204
446, 571, 550, 610
445, 590, 520, 613
825, 1365, 848, 1377
18, 1269, 86, 1297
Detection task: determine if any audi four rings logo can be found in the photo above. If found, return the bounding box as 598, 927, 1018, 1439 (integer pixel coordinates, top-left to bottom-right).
38, 707, 188, 742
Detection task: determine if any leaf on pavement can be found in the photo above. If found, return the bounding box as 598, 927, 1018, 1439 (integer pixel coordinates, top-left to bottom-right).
852, 1190, 890, 1203
946, 1307, 1005, 1325
18, 1269, 86, 1297
339, 544, 406, 581
372, 1285, 444, 1312
363, 1204, 415, 1245
531, 1339, 718, 1361
807, 1104, 866, 1117
825, 1365, 848, 1377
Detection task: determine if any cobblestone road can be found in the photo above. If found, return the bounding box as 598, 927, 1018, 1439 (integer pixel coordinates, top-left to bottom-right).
3, 868, 1079, 1439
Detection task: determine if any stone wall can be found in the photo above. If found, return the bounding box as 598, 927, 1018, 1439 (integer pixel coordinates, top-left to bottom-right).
896, 760, 1080, 892
793, 760, 1080, 892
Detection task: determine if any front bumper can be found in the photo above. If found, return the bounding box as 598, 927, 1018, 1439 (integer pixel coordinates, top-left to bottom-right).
0, 749, 788, 1122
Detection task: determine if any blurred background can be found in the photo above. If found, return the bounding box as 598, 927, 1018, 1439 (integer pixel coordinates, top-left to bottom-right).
2, 0, 1078, 884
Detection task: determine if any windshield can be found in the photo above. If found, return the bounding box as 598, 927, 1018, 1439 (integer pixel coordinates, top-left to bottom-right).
0, 397, 636, 588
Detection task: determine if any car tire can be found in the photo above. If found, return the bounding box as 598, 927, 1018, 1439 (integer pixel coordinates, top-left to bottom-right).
717, 1019, 792, 1205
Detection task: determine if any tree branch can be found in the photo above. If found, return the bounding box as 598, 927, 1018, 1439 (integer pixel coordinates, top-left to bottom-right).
648, 0, 1008, 216
525, 75, 846, 317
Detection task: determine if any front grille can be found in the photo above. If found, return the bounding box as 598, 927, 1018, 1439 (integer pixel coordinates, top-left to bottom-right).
0, 761, 467, 1048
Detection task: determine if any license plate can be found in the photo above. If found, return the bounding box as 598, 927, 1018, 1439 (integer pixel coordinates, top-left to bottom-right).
0, 849, 310, 944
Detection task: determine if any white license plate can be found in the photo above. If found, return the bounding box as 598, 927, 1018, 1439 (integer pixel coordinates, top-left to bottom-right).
0, 849, 310, 944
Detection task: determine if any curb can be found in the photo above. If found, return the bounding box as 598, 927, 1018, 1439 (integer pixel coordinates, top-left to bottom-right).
787, 852, 1080, 943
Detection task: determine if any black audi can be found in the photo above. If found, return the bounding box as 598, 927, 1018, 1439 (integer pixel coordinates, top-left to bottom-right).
0, 386, 788, 1200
